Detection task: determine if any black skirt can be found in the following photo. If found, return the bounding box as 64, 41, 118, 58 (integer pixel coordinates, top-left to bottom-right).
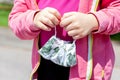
37, 56, 70, 80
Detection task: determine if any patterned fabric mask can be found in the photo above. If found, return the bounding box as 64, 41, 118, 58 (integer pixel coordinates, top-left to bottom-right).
38, 35, 77, 67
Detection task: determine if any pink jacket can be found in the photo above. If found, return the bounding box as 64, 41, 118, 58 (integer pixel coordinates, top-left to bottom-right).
9, 0, 120, 80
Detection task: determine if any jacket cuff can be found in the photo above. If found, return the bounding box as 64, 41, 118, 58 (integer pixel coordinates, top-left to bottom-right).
89, 11, 109, 34
27, 10, 41, 32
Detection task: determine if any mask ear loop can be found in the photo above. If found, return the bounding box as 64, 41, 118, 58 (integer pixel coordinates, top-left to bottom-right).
73, 40, 76, 44
54, 27, 57, 37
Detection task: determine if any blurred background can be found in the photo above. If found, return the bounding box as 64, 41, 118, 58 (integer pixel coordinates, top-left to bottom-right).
0, 0, 32, 80
0, 0, 120, 80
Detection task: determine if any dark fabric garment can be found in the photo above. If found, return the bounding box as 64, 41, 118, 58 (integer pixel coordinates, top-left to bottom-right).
37, 56, 70, 80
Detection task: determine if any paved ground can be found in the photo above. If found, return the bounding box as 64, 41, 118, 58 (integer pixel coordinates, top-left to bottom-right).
0, 27, 32, 80
0, 27, 120, 80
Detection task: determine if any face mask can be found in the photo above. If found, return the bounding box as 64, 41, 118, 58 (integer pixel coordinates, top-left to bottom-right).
38, 35, 77, 67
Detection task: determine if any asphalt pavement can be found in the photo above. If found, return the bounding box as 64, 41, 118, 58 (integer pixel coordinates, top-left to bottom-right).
0, 27, 120, 80
0, 27, 32, 80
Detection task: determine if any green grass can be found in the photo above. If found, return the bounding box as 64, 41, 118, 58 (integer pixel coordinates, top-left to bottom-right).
111, 33, 120, 41
0, 10, 10, 27
0, 3, 13, 10
0, 3, 12, 27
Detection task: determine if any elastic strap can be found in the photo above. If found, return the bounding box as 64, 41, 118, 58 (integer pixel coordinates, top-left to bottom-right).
54, 27, 57, 37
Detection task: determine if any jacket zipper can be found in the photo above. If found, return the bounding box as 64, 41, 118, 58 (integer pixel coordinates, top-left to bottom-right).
30, 0, 40, 79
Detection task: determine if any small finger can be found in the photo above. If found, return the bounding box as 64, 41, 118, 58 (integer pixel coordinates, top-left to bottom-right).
73, 35, 81, 40
37, 22, 51, 31
61, 12, 75, 20
68, 30, 78, 37
41, 17, 56, 28
45, 13, 60, 26
47, 8, 61, 20
65, 23, 79, 31
60, 17, 72, 28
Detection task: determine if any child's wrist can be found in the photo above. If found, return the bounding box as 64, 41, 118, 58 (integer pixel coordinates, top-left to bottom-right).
32, 10, 41, 31
88, 14, 99, 32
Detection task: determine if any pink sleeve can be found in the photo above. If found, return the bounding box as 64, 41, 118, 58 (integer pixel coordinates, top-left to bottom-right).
92, 0, 120, 35
9, 0, 40, 40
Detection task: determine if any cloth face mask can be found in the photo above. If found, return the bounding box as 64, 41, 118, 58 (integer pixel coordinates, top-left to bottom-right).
38, 35, 77, 67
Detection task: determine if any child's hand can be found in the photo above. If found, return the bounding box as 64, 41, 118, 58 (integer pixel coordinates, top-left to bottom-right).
33, 7, 61, 31
60, 12, 98, 40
